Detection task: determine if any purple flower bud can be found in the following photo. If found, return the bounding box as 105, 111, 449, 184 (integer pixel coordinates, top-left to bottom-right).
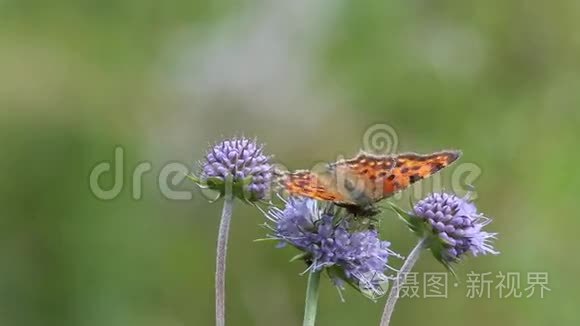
266, 197, 399, 298
200, 137, 273, 200
412, 193, 499, 263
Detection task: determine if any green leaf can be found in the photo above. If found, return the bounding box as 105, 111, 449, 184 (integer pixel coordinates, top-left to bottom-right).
326, 266, 385, 301
387, 202, 425, 235
289, 252, 310, 263
426, 236, 458, 278
253, 237, 279, 242
185, 173, 201, 184
388, 202, 459, 277
232, 175, 256, 202
186, 172, 264, 203
206, 177, 225, 190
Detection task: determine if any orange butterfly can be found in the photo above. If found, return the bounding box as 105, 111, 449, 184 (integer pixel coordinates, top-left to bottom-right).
279, 150, 461, 216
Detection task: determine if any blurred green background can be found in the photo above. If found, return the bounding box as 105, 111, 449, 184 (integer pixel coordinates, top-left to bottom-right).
1, 1, 578, 325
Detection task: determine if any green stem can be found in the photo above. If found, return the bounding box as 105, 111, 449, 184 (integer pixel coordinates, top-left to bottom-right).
215, 177, 234, 326
303, 270, 322, 326
379, 237, 427, 326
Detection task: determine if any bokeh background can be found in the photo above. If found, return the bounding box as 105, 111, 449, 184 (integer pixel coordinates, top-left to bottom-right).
1, 1, 579, 325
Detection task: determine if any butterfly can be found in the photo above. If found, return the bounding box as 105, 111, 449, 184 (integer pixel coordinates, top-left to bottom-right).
278, 150, 461, 216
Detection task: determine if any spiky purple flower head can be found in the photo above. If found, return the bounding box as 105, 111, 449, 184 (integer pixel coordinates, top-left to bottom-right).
200, 137, 273, 201
412, 193, 498, 263
266, 197, 398, 298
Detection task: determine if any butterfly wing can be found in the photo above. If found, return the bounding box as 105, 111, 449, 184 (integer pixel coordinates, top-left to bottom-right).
281, 150, 461, 205
281, 169, 354, 203
329, 150, 461, 203
281, 154, 394, 205
330, 153, 396, 205
380, 151, 461, 198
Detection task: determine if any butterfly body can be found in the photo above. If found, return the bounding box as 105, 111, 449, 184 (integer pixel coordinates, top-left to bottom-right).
280, 150, 461, 217
336, 203, 382, 217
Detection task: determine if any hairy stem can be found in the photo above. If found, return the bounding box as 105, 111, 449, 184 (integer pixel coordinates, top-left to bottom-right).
303, 270, 322, 326
215, 178, 234, 326
380, 237, 427, 326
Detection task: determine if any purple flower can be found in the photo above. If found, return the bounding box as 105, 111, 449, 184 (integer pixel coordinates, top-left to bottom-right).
266, 197, 398, 298
201, 137, 273, 201
412, 193, 498, 263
